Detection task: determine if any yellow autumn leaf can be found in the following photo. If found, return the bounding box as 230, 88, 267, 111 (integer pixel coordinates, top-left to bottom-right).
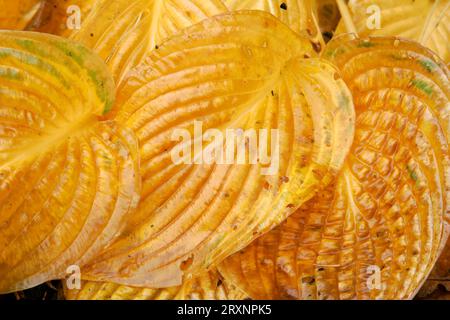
335, 0, 450, 63
219, 35, 450, 300
0, 31, 141, 293
0, 0, 42, 30
77, 11, 355, 289
223, 0, 324, 52
70, 0, 227, 91
64, 269, 246, 300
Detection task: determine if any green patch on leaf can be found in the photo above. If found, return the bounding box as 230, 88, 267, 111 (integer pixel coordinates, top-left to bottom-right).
53, 40, 85, 66
410, 79, 433, 96
357, 41, 375, 48
406, 165, 418, 182
0, 67, 22, 80
53, 40, 113, 114
324, 47, 346, 58
16, 39, 36, 52
0, 47, 69, 88
338, 92, 351, 112
88, 69, 113, 114
418, 59, 435, 72
15, 39, 49, 59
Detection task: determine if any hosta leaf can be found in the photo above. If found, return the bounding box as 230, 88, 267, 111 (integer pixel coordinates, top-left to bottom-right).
0, 0, 42, 30
64, 269, 246, 300
223, 0, 324, 53
219, 35, 450, 300
335, 0, 450, 62
70, 0, 227, 90
79, 11, 355, 288
0, 31, 140, 293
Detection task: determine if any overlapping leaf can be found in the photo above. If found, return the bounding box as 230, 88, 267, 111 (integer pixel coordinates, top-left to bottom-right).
224, 0, 324, 52
0, 0, 42, 30
75, 11, 355, 289
70, 0, 227, 92
335, 0, 450, 63
64, 269, 246, 300
0, 31, 141, 293
219, 35, 450, 300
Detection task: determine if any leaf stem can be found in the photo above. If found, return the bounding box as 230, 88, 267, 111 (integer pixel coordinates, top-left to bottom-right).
419, 0, 447, 46
336, 0, 358, 36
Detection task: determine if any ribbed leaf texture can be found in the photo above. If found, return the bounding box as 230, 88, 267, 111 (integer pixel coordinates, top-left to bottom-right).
0, 31, 141, 293
223, 0, 324, 53
70, 0, 227, 89
335, 0, 450, 63
77, 11, 355, 289
64, 269, 246, 300
219, 35, 450, 300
